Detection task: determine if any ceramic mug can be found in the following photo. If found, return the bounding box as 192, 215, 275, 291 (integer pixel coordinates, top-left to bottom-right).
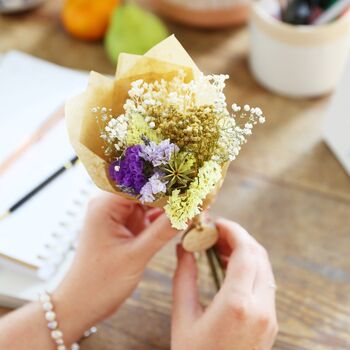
249, 1, 350, 98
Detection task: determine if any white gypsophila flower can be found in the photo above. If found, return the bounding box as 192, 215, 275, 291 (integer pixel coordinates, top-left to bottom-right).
109, 72, 266, 164
121, 71, 232, 125
129, 79, 144, 98
92, 106, 128, 155
206, 74, 229, 113
232, 103, 241, 112
103, 114, 129, 150
123, 99, 137, 114
167, 92, 179, 105
212, 102, 266, 162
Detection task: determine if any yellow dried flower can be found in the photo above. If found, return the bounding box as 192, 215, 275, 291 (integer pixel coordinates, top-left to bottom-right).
126, 113, 160, 146
150, 104, 221, 164
165, 161, 222, 230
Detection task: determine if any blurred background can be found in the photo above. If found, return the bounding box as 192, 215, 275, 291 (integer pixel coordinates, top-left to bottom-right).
0, 0, 350, 349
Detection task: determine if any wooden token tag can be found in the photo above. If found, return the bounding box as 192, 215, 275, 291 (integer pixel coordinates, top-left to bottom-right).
182, 224, 219, 252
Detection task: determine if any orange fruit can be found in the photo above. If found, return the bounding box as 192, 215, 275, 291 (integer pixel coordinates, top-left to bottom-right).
62, 0, 118, 41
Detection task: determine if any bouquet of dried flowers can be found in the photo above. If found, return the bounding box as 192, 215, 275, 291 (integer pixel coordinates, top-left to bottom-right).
66, 36, 264, 257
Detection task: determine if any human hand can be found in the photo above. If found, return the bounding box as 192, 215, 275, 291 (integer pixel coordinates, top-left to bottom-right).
172, 218, 278, 350
53, 193, 178, 344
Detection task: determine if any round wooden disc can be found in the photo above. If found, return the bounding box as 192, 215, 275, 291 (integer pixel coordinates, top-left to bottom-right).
182, 224, 219, 252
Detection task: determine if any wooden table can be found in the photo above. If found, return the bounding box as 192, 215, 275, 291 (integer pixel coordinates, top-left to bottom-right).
1, 1, 350, 349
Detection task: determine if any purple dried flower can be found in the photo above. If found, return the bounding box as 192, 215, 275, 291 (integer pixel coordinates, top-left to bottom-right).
140, 139, 179, 167
140, 172, 167, 203
109, 145, 147, 194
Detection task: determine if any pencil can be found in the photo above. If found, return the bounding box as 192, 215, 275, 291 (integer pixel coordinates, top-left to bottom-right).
0, 155, 79, 221
0, 105, 64, 175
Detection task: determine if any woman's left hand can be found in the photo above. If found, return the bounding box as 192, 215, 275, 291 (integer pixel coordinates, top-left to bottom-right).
53, 193, 178, 344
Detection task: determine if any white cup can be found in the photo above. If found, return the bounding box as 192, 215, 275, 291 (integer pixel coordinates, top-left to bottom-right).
249, 1, 350, 98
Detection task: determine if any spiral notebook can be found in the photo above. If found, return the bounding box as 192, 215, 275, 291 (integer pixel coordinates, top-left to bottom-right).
0, 156, 94, 277
0, 51, 98, 307
0, 162, 96, 308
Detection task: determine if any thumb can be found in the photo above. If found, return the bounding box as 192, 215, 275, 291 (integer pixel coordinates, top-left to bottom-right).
172, 245, 202, 332
133, 213, 179, 262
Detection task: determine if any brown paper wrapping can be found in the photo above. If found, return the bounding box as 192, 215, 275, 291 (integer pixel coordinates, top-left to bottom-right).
66, 35, 229, 211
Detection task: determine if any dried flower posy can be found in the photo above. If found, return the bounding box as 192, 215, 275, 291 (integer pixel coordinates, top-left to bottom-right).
92, 72, 265, 230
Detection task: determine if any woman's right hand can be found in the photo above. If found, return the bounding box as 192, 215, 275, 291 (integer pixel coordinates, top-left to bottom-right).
171, 218, 278, 350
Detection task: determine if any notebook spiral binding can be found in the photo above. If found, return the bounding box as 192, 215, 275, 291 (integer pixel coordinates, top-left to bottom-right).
36, 179, 94, 281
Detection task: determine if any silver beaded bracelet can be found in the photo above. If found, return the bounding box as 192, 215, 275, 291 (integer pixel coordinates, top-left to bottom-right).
39, 291, 97, 350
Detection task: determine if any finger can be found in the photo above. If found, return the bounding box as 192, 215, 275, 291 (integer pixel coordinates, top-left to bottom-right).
129, 207, 164, 235
146, 208, 164, 222
216, 236, 232, 258
83, 195, 133, 240
224, 249, 258, 293
132, 214, 179, 262
253, 247, 276, 307
172, 245, 202, 331
216, 218, 258, 293
218, 253, 229, 269
104, 195, 156, 225
253, 250, 278, 350
216, 218, 258, 249
125, 205, 148, 235
88, 193, 137, 225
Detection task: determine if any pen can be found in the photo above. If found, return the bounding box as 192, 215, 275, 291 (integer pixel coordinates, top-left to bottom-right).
0, 155, 79, 221
313, 0, 350, 24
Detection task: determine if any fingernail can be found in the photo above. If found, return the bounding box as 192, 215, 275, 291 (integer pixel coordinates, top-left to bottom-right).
176, 244, 184, 260
147, 208, 163, 222
176, 244, 181, 259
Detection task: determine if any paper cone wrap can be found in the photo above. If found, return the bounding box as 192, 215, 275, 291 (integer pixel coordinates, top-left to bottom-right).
66, 35, 229, 210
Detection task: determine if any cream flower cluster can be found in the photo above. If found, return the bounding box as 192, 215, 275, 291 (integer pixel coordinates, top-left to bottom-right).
165, 161, 222, 230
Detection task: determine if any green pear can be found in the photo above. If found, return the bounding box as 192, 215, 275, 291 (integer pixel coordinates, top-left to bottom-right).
105, 3, 169, 63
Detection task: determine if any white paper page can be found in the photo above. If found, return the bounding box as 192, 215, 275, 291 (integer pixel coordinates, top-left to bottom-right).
0, 170, 99, 306
0, 51, 91, 269
0, 119, 75, 212
0, 50, 88, 163
0, 163, 93, 268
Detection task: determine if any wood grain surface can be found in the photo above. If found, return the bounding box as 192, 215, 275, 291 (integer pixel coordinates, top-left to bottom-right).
1, 1, 350, 349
